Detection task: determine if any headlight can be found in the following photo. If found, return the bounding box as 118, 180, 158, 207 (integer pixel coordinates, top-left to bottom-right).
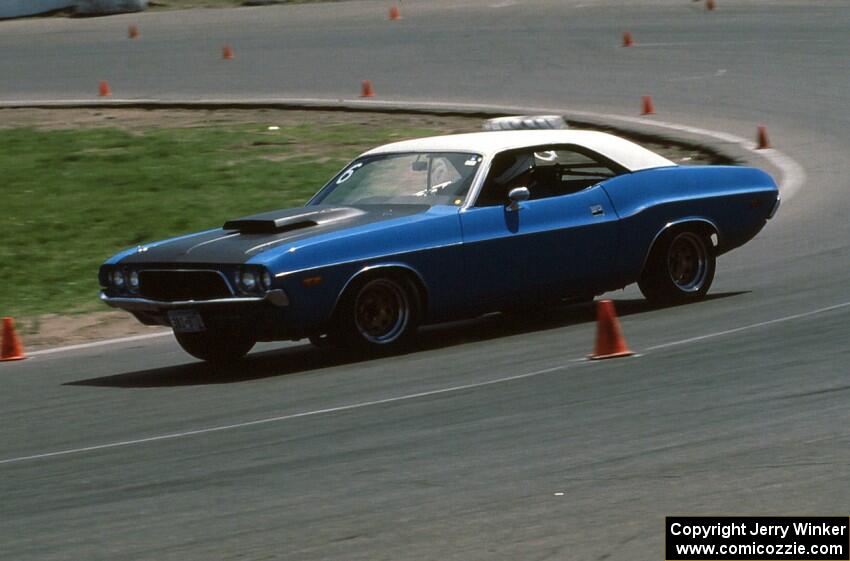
241, 271, 257, 291
128, 270, 140, 291
112, 270, 125, 289
261, 271, 273, 291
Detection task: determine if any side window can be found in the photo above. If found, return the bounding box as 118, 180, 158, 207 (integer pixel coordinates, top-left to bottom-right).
475, 151, 536, 207
544, 149, 618, 189
475, 146, 622, 207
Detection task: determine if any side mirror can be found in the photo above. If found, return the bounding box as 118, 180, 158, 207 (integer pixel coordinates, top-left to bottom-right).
506, 186, 530, 211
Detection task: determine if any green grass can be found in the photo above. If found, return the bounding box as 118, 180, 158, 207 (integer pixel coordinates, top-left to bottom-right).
0, 122, 440, 317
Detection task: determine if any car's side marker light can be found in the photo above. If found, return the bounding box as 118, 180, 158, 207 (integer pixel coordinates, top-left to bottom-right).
302, 276, 323, 288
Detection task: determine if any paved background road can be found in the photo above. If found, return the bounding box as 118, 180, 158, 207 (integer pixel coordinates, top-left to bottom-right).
1, 1, 849, 559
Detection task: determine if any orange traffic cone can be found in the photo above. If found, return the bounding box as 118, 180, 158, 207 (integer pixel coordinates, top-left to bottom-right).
128, 24, 139, 39
1, 317, 26, 361
641, 95, 655, 115
756, 125, 771, 149
622, 31, 634, 47
360, 80, 375, 98
389, 5, 401, 20
222, 44, 234, 60
98, 80, 112, 97
588, 301, 634, 360
706, 0, 716, 10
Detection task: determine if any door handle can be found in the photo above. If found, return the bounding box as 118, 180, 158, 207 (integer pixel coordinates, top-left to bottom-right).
590, 205, 604, 216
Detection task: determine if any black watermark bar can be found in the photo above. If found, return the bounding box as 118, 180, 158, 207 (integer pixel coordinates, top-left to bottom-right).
666, 517, 850, 561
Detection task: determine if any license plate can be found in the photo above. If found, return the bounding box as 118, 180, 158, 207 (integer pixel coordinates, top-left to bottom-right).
168, 310, 206, 333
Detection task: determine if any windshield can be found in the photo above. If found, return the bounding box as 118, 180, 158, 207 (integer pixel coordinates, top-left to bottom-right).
310, 152, 483, 206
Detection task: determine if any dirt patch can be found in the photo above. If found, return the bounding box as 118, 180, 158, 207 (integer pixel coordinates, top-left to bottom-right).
16, 312, 167, 351
0, 107, 482, 134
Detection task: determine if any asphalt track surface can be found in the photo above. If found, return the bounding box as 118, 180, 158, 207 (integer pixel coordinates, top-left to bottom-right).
1, 1, 849, 559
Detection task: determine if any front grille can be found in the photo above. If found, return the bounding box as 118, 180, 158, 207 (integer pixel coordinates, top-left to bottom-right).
138, 270, 232, 301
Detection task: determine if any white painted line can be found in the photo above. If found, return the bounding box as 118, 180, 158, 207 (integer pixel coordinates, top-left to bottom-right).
27, 331, 171, 357
3, 298, 849, 466
0, 362, 579, 466
646, 301, 850, 351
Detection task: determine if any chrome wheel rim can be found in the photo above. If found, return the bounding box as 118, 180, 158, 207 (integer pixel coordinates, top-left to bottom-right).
354, 279, 410, 344
667, 232, 708, 292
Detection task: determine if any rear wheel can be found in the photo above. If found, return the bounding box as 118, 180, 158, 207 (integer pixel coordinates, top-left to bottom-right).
336, 274, 420, 350
174, 329, 255, 363
638, 229, 715, 305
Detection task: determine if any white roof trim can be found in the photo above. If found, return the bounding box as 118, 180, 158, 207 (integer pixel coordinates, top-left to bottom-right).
362, 130, 675, 172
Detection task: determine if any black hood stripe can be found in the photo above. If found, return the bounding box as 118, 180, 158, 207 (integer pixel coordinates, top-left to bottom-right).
119, 204, 430, 265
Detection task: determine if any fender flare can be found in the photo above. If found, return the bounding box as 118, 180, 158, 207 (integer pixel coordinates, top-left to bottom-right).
330, 262, 429, 322
639, 217, 720, 277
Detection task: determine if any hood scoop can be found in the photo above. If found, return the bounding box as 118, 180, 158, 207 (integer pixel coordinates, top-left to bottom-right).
223, 207, 365, 235
223, 217, 317, 235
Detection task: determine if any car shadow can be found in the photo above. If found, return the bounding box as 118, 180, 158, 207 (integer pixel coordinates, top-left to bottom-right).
65, 291, 748, 388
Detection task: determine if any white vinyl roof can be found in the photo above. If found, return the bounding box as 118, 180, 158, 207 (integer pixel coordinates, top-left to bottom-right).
362, 130, 675, 172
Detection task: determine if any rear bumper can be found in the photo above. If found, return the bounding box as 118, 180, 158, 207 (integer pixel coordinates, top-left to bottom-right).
769, 193, 781, 219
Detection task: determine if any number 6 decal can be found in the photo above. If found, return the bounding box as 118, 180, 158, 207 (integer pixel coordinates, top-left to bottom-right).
336, 162, 363, 184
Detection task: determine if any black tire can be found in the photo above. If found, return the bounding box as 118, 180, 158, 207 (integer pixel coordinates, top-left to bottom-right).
335, 274, 421, 350
638, 229, 716, 306
174, 329, 255, 363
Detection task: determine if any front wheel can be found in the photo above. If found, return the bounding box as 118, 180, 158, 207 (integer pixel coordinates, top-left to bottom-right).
638, 229, 716, 305
174, 329, 255, 363
335, 275, 420, 350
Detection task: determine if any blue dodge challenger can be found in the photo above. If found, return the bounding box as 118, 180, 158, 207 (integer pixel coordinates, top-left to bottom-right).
100, 130, 780, 362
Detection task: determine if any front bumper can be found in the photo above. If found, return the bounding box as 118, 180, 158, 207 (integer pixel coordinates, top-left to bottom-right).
100, 289, 290, 312
100, 289, 305, 340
